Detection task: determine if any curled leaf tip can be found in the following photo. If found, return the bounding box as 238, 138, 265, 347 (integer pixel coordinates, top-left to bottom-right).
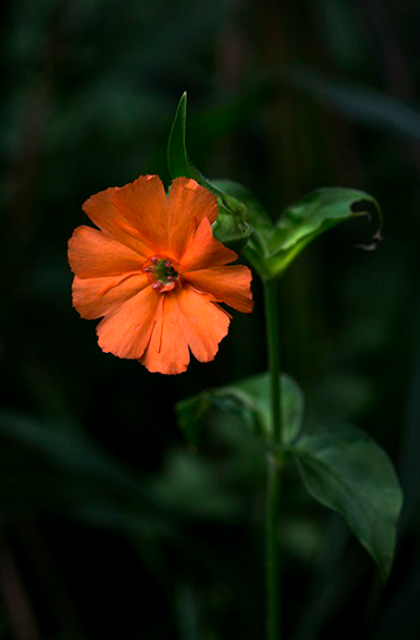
355, 229, 384, 251
351, 197, 383, 252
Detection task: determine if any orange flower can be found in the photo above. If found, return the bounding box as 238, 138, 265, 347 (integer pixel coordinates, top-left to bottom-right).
68, 175, 253, 374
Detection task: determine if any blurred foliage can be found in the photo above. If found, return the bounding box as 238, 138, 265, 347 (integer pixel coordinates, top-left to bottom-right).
1, 0, 420, 639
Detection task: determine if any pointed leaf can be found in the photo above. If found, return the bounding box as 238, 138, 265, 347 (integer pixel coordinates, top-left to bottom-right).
293, 424, 403, 579
167, 92, 219, 195
167, 93, 251, 247
266, 188, 382, 277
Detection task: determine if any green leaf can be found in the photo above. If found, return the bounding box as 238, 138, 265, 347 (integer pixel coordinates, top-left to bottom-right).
266, 188, 382, 278
293, 424, 403, 579
210, 184, 381, 280
175, 372, 304, 446
167, 93, 251, 247
167, 92, 219, 195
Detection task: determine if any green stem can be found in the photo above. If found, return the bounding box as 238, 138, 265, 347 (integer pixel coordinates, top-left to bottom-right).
264, 280, 282, 444
263, 279, 283, 640
266, 453, 281, 640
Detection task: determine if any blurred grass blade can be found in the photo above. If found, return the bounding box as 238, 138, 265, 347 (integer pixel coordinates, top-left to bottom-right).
0, 411, 184, 540
289, 67, 420, 142
176, 581, 199, 640
398, 285, 420, 530
0, 410, 144, 497
147, 450, 240, 520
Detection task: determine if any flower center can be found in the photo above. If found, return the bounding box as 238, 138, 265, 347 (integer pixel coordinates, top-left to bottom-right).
143, 256, 179, 293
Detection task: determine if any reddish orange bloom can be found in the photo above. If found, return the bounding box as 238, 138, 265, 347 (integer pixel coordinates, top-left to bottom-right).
68, 175, 253, 374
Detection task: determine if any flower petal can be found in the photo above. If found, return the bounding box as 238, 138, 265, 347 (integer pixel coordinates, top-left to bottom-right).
176, 287, 231, 363
72, 273, 149, 319
183, 266, 253, 313
68, 226, 145, 278
111, 175, 168, 252
96, 286, 160, 359
71, 173, 254, 373
166, 178, 219, 259
83, 187, 151, 257
140, 293, 190, 374
179, 217, 238, 271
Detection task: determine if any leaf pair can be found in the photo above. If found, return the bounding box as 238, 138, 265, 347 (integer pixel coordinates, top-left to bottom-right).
176, 372, 303, 447
167, 93, 382, 279
176, 372, 403, 580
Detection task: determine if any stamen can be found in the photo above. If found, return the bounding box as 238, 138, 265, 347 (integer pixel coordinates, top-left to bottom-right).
142, 255, 179, 294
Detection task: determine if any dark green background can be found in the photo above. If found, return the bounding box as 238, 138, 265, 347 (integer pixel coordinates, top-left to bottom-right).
1, 0, 419, 638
